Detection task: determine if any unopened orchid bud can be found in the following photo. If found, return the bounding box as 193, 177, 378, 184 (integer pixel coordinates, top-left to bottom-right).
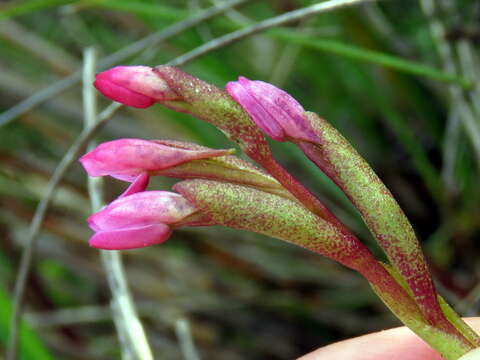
226, 77, 318, 143
94, 66, 180, 108
88, 191, 197, 250
79, 138, 233, 182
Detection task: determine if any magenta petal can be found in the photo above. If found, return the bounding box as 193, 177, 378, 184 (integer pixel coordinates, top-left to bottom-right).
89, 223, 172, 250
119, 173, 150, 198
94, 78, 155, 108
227, 77, 319, 143
94, 66, 179, 106
80, 138, 234, 182
87, 191, 196, 232
79, 139, 144, 181
87, 215, 102, 232
226, 80, 285, 140
79, 152, 102, 177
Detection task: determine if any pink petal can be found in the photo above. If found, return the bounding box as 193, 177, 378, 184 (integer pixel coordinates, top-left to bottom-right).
94, 78, 155, 108
87, 191, 196, 231
79, 139, 146, 180
226, 79, 285, 140
80, 138, 233, 182
227, 77, 318, 143
118, 173, 150, 198
89, 223, 172, 250
94, 66, 179, 106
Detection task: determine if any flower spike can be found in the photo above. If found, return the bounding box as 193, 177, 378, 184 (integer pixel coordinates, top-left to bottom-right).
86, 67, 480, 357
93, 66, 341, 223
226, 76, 471, 341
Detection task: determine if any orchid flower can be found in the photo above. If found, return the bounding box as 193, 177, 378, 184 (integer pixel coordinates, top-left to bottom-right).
86, 66, 480, 359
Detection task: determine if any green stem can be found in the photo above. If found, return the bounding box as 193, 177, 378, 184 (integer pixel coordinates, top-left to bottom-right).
250, 152, 343, 226
438, 297, 480, 347
382, 264, 479, 356
176, 179, 473, 360
368, 263, 474, 360
296, 113, 442, 326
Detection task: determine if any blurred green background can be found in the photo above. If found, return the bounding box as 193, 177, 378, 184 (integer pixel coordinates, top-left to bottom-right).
0, 0, 479, 359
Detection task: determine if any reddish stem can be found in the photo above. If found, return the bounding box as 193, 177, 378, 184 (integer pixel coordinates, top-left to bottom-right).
251, 152, 338, 223
251, 152, 360, 244
332, 243, 472, 351
250, 150, 471, 347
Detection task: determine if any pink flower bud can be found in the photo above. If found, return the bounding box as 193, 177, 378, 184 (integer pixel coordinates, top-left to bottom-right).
225, 77, 318, 142
94, 66, 180, 108
88, 191, 196, 250
79, 138, 233, 182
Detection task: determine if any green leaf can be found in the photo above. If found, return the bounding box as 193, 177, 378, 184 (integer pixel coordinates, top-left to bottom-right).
0, 286, 53, 360
88, 0, 184, 21
0, 0, 76, 20
271, 30, 471, 89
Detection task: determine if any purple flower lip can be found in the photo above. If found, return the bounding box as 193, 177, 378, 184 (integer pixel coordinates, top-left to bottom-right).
226, 76, 318, 143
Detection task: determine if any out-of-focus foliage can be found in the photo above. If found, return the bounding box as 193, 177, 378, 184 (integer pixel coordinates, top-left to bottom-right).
0, 0, 479, 359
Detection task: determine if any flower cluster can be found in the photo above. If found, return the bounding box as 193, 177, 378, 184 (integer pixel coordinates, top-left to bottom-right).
82, 65, 480, 359
80, 139, 233, 249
